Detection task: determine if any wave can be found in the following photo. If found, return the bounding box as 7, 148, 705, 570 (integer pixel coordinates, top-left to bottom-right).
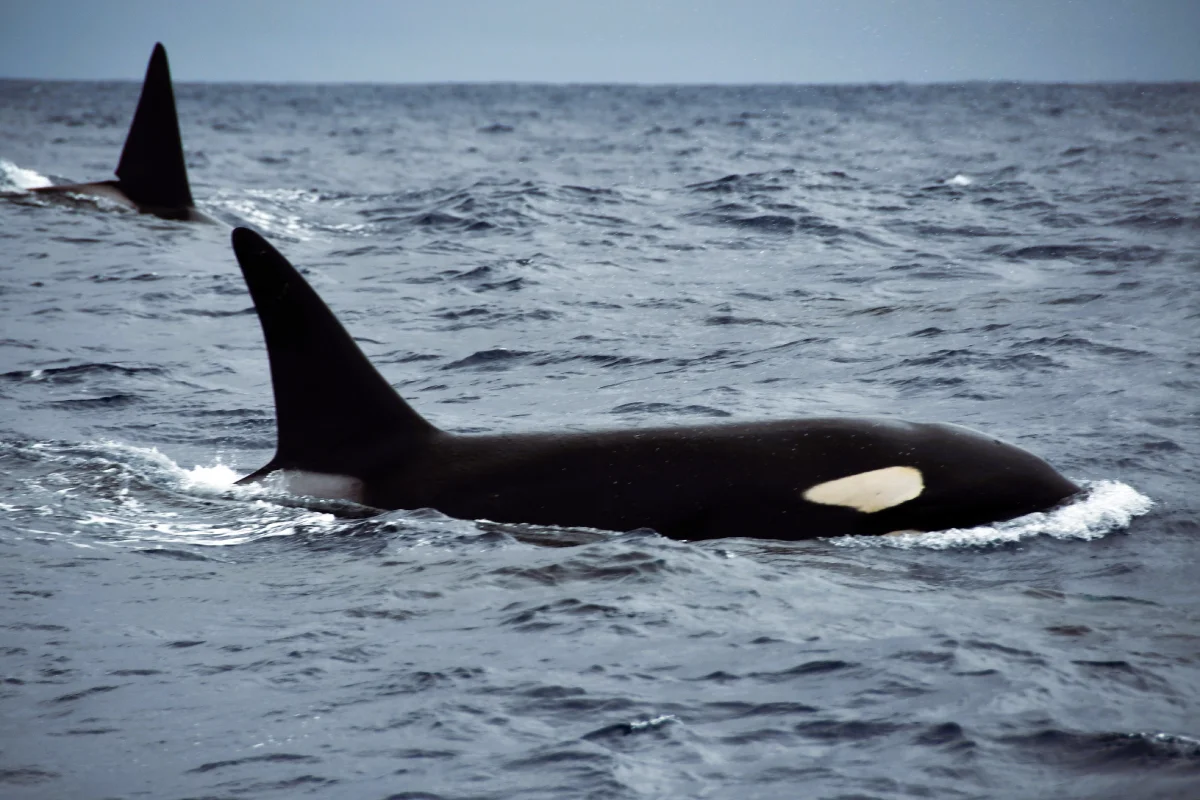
833, 480, 1152, 549
0, 159, 51, 190
0, 439, 343, 547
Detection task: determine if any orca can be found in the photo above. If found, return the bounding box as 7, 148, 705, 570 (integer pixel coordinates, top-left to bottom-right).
32, 43, 215, 223
229, 227, 1080, 541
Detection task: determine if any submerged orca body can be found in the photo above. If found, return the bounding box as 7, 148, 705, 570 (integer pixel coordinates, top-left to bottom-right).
230, 228, 1079, 541
33, 43, 214, 223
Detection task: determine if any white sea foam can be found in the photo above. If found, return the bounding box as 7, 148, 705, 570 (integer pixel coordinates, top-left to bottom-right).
945, 173, 973, 186
5, 439, 339, 547
210, 187, 368, 241
0, 159, 52, 190
178, 462, 243, 491
627, 714, 679, 731
833, 480, 1152, 549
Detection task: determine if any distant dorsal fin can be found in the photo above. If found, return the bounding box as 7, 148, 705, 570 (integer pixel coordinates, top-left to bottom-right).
231, 228, 440, 478
114, 43, 194, 210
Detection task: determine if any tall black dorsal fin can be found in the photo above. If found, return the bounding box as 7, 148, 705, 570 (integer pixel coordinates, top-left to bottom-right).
114, 43, 194, 210
231, 228, 439, 477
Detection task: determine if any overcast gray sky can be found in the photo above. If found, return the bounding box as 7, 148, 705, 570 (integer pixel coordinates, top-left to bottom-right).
2, 0, 1197, 83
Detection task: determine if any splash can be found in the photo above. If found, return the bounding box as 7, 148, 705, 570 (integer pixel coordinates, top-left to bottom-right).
0, 159, 52, 190
1, 439, 340, 547
179, 462, 243, 491
833, 480, 1152, 550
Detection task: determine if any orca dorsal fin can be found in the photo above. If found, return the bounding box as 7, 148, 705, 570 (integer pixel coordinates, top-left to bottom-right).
231, 228, 440, 477
114, 43, 194, 210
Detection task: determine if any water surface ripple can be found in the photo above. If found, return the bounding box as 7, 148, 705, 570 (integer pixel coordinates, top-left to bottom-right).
1, 81, 1197, 799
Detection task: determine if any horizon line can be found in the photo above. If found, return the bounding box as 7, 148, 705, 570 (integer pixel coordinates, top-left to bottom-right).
3, 76, 1198, 88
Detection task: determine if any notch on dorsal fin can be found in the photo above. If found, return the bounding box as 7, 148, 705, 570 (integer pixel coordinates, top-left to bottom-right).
114, 43, 194, 210
231, 228, 440, 480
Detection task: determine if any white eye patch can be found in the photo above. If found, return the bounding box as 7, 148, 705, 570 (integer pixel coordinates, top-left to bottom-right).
802, 466, 924, 513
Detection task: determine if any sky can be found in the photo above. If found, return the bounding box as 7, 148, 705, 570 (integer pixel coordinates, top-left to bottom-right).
1, 0, 1198, 84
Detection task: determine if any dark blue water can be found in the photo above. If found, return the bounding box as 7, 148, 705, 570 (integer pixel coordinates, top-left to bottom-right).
1, 80, 1197, 799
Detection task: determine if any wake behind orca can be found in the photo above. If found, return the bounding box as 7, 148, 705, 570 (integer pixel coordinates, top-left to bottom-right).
32, 43, 214, 223
230, 228, 1080, 541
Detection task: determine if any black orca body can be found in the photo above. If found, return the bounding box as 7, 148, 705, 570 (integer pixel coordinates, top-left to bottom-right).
32, 44, 215, 223
230, 228, 1080, 541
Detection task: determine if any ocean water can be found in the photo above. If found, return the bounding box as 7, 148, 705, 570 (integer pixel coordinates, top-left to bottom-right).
0, 80, 1197, 799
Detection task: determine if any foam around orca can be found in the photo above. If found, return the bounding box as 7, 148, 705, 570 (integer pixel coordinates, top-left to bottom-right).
230, 228, 1080, 541
32, 43, 215, 223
